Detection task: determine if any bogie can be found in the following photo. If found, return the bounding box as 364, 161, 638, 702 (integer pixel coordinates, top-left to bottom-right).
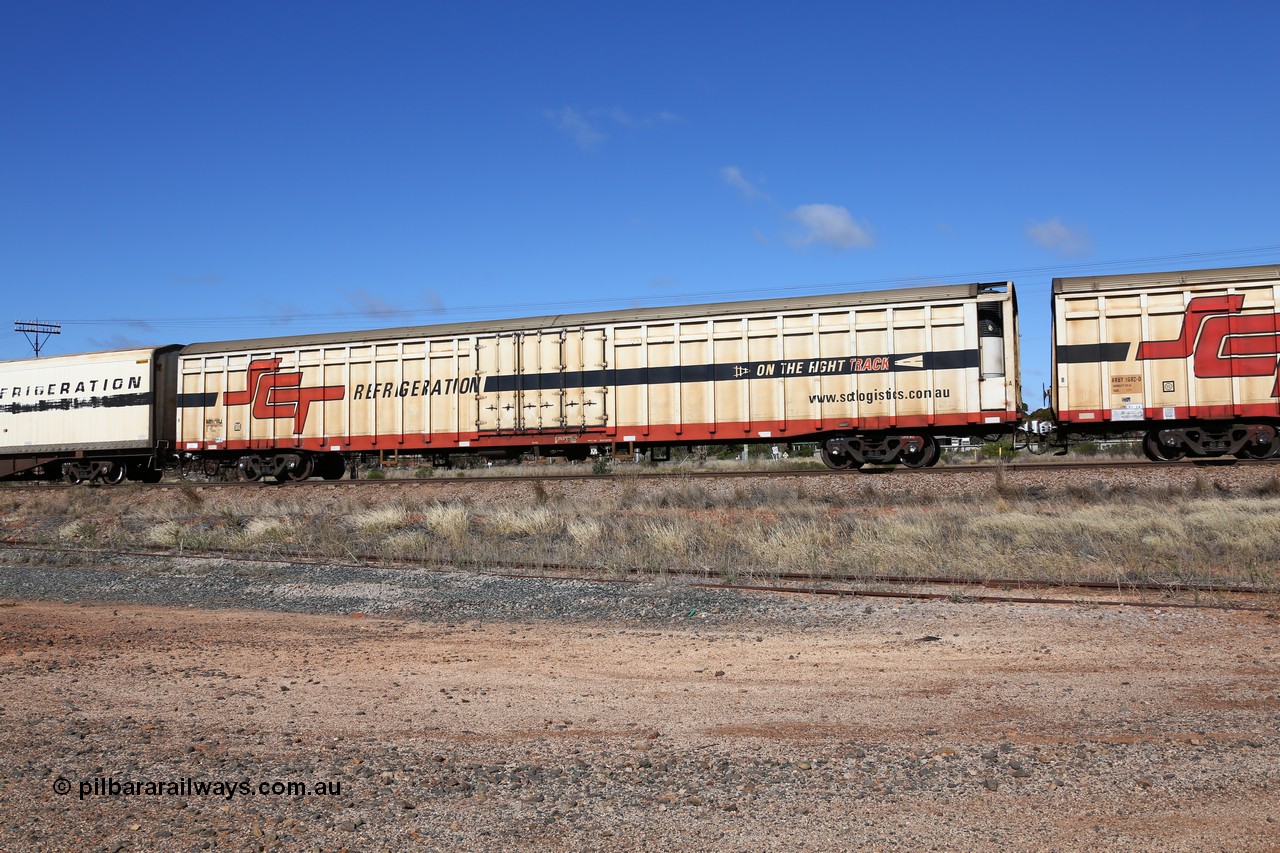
1143, 431, 1186, 462
819, 440, 862, 470
315, 453, 347, 480
819, 434, 942, 469
1140, 424, 1278, 462
899, 436, 940, 469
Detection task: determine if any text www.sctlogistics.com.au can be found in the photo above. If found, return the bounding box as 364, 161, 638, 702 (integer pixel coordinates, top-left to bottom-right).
54, 776, 342, 800
808, 387, 952, 404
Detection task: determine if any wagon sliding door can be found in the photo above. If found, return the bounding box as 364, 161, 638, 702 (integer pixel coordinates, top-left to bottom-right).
476, 330, 608, 433
563, 328, 608, 431
476, 333, 521, 432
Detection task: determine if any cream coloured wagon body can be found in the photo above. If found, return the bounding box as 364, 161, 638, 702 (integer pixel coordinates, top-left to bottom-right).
0, 346, 179, 480
1052, 263, 1280, 459
176, 283, 1020, 472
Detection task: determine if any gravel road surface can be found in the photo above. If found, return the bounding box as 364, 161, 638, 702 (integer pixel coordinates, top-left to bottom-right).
1, 553, 1277, 851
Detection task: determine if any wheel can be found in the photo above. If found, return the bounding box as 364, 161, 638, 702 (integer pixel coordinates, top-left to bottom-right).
138, 465, 164, 483
1234, 432, 1279, 459
103, 462, 128, 485
284, 455, 314, 481
237, 457, 263, 482
820, 441, 863, 470
899, 436, 939, 469
63, 467, 83, 486
1143, 431, 1185, 462
318, 453, 346, 480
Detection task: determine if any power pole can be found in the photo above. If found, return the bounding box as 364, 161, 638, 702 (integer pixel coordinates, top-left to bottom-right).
14, 320, 61, 357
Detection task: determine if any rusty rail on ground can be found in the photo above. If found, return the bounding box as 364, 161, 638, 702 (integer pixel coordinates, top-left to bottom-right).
3, 540, 1275, 613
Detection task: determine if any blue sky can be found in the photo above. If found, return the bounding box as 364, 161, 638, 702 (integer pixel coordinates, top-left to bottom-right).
3, 2, 1278, 397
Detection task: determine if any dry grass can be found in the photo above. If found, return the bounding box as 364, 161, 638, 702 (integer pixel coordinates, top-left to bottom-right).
143, 521, 184, 547
5, 477, 1280, 592
483, 507, 561, 537
566, 518, 604, 549
421, 503, 472, 545
352, 504, 411, 533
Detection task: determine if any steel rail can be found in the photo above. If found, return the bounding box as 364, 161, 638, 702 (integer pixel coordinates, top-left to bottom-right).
706, 582, 1274, 612
2, 541, 1274, 612
2, 456, 1273, 491
2, 537, 1271, 597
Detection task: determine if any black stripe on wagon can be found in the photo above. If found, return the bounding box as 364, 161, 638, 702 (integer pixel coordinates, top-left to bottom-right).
925, 349, 981, 371
482, 349, 980, 393
177, 392, 220, 407
1055, 343, 1132, 364
1, 392, 153, 415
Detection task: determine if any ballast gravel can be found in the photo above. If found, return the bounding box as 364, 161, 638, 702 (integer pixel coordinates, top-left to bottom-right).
0, 552, 1277, 851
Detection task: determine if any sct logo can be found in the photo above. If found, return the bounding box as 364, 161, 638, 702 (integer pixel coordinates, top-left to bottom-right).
224, 358, 345, 433
1137, 295, 1280, 395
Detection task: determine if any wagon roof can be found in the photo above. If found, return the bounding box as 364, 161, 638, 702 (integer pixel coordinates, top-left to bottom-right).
181, 281, 1012, 354
0, 344, 180, 368
1052, 263, 1280, 295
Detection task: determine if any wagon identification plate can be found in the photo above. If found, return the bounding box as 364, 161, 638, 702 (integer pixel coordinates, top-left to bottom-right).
1109, 374, 1143, 395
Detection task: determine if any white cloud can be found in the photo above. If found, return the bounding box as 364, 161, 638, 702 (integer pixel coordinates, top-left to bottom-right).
88, 334, 149, 350
421, 289, 446, 314
175, 273, 223, 286
721, 165, 766, 200
547, 106, 679, 149
1027, 217, 1093, 256
343, 289, 446, 320
546, 106, 605, 151
263, 299, 300, 326
608, 107, 642, 128
609, 108, 682, 128
345, 289, 413, 319
787, 204, 874, 250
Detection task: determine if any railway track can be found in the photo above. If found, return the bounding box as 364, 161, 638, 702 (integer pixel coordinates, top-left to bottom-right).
6, 460, 1278, 614
1, 456, 1272, 491
5, 540, 1276, 613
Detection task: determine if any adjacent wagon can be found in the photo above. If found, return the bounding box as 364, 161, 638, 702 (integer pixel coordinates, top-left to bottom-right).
1052, 263, 1280, 460
0, 346, 179, 482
